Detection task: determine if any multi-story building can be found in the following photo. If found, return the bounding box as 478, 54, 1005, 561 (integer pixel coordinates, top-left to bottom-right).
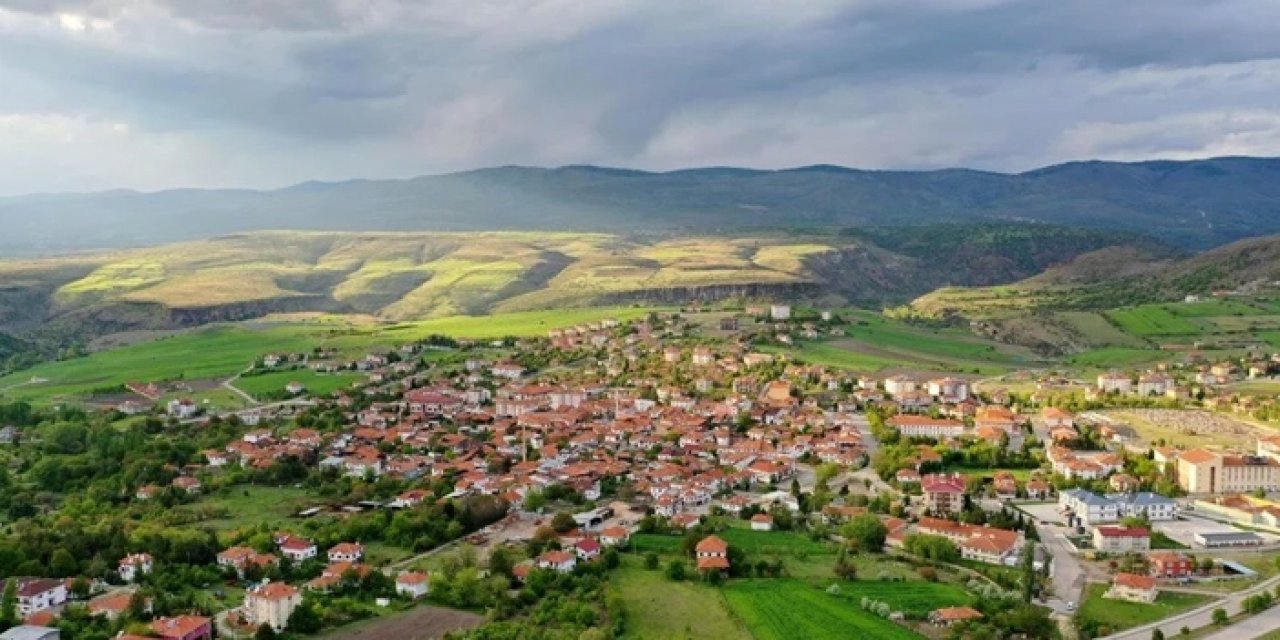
1177, 449, 1280, 494
1093, 526, 1151, 553
244, 582, 302, 632
921, 473, 966, 515
888, 415, 965, 439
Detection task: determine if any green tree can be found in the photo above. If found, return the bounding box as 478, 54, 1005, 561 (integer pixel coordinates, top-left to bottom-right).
551, 511, 576, 534
51, 549, 78, 577
0, 579, 14, 632
643, 552, 659, 570
255, 623, 277, 640
665, 559, 687, 581
1212, 608, 1227, 626
1019, 544, 1036, 603
287, 600, 323, 634
841, 514, 887, 552
1151, 629, 1164, 640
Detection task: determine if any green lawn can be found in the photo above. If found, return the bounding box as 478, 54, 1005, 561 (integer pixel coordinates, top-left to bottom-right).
722, 579, 921, 640
612, 561, 751, 640
629, 534, 685, 555
232, 369, 365, 400
1077, 583, 1212, 633
827, 580, 974, 617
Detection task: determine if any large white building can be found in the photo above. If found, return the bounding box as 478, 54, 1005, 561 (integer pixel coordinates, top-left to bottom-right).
1059, 489, 1176, 526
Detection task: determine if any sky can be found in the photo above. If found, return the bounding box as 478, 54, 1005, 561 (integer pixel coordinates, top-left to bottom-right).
2, 0, 1280, 195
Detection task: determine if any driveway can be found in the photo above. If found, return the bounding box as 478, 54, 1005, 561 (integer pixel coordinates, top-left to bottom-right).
1037, 523, 1087, 613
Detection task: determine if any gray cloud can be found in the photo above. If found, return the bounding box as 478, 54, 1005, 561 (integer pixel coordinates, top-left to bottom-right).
1, 0, 1279, 195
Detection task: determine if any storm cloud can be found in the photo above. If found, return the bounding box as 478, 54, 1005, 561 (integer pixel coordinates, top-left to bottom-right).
2, 0, 1279, 194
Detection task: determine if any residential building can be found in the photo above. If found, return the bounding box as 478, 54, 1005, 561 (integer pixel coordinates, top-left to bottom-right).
1149, 551, 1195, 579
395, 572, 429, 599
13, 579, 67, 616
327, 542, 364, 564
921, 473, 966, 515
1106, 573, 1157, 603
1093, 526, 1151, 553
0, 627, 60, 640
888, 415, 965, 439
244, 582, 302, 632
118, 553, 153, 583
695, 535, 730, 573
150, 616, 213, 640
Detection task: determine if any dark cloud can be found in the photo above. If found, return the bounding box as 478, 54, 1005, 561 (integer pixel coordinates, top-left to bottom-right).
1, 0, 1279, 195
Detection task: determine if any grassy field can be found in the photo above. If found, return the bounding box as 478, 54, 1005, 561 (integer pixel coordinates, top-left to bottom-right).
1054, 311, 1151, 348
232, 369, 365, 399
175, 485, 315, 533
722, 579, 922, 640
718, 527, 836, 557
1105, 306, 1201, 337
1077, 583, 1212, 633
612, 561, 751, 640
1065, 347, 1168, 368
0, 307, 654, 405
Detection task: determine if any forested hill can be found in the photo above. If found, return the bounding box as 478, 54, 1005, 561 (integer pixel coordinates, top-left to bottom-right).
4, 156, 1280, 254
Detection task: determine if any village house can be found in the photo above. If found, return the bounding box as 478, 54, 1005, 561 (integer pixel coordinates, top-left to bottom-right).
536, 550, 577, 573
14, 579, 68, 616
1149, 551, 1196, 579
930, 606, 983, 627
396, 572, 430, 599
150, 615, 213, 640
327, 542, 364, 563
118, 553, 153, 582
1106, 573, 1158, 603
695, 535, 730, 573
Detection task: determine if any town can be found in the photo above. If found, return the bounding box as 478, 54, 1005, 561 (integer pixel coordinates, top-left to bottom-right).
5, 305, 1280, 640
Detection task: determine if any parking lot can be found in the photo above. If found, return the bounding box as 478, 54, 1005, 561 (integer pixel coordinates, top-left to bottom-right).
1155, 516, 1280, 547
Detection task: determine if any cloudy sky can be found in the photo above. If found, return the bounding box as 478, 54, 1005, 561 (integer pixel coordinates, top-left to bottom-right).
2, 0, 1280, 195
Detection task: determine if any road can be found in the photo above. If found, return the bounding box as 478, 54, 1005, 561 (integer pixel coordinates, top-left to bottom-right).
1100, 574, 1280, 640
1200, 604, 1280, 640
1037, 523, 1087, 614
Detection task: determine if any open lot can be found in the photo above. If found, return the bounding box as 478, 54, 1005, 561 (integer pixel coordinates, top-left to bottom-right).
1099, 409, 1272, 451
1154, 517, 1280, 548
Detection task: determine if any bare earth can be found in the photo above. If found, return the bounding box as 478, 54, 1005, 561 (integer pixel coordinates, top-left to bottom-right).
1100, 409, 1275, 450
316, 605, 484, 640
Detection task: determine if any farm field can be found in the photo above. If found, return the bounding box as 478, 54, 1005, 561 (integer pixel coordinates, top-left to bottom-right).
842, 311, 1034, 367
718, 526, 837, 557
1054, 311, 1150, 348
0, 306, 655, 405
722, 579, 923, 640
232, 369, 365, 399
1065, 347, 1168, 368
1105, 306, 1200, 337
612, 562, 750, 640
1076, 583, 1212, 633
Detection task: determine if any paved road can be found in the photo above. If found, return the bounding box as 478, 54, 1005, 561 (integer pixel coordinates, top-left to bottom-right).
1200, 604, 1280, 640
1101, 574, 1280, 640
1037, 524, 1087, 613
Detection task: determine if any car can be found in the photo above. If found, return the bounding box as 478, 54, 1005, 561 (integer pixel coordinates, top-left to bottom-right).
1067, 602, 1075, 611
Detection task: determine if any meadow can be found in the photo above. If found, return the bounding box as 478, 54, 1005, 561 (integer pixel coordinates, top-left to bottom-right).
232, 369, 366, 400
1065, 347, 1168, 368
612, 561, 751, 640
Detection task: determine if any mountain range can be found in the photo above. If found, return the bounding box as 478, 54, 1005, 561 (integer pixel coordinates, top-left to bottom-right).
5, 156, 1280, 255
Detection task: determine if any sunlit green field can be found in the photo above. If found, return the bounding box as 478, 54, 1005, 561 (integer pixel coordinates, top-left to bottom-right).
0, 306, 656, 404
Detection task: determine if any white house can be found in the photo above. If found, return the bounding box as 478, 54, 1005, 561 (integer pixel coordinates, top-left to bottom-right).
395, 572, 429, 599
118, 553, 153, 583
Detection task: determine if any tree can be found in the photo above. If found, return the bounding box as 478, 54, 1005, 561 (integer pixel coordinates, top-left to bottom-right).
287, 600, 323, 634
0, 579, 14, 632
841, 514, 887, 553
255, 623, 278, 640
51, 549, 78, 577
1212, 608, 1227, 626
644, 553, 659, 570
1019, 543, 1036, 603
551, 511, 576, 534
665, 559, 687, 581
1151, 629, 1164, 640
834, 547, 857, 580
488, 546, 514, 579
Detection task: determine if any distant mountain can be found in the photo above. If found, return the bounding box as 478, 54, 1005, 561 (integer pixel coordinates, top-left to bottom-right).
4, 157, 1280, 254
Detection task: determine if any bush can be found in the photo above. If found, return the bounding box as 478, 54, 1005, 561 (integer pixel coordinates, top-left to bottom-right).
1212, 608, 1227, 626
917, 566, 938, 582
